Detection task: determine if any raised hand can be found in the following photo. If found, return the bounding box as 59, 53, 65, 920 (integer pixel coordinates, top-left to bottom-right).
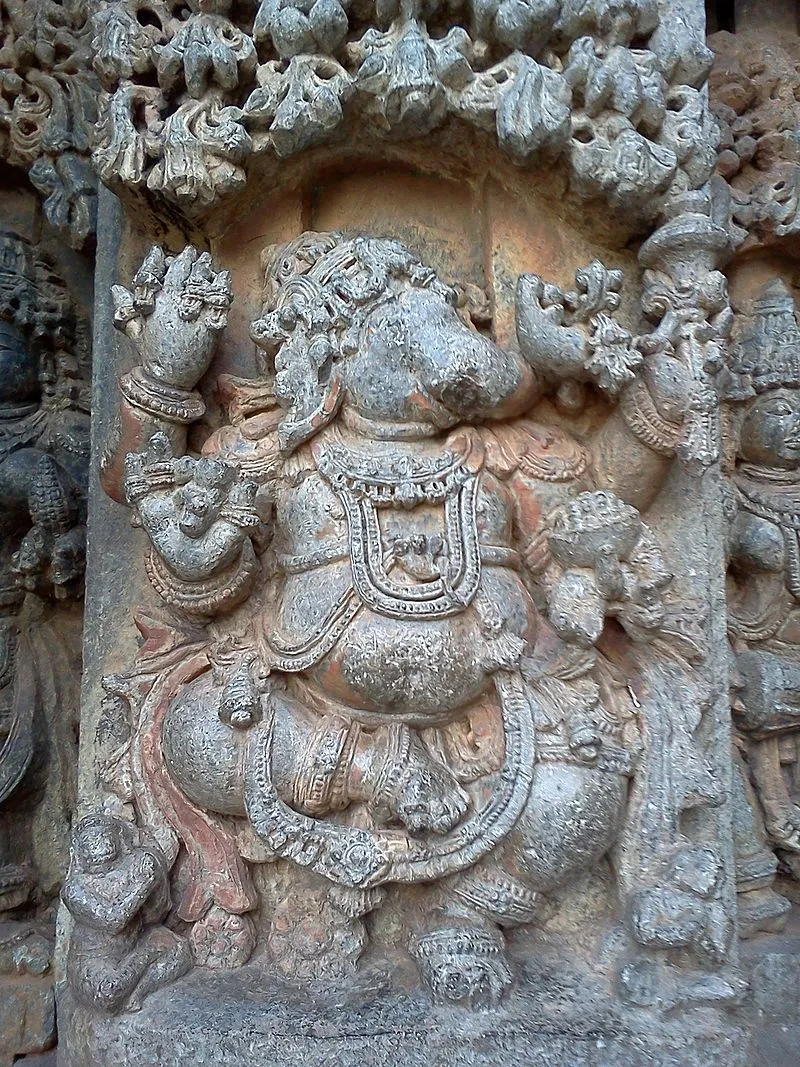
112, 245, 233, 393
515, 262, 644, 396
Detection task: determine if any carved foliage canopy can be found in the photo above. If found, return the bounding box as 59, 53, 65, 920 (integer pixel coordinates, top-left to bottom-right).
88, 0, 717, 219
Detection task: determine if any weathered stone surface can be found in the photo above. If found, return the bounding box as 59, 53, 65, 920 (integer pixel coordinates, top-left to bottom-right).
0, 0, 98, 248
726, 280, 800, 931
0, 974, 55, 1067
709, 19, 800, 249
87, 0, 715, 227
0, 49, 95, 1064
61, 954, 749, 1067
34, 0, 800, 1062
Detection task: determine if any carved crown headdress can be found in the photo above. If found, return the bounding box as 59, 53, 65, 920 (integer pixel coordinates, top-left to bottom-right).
732, 279, 800, 395
249, 231, 457, 452
252, 230, 456, 355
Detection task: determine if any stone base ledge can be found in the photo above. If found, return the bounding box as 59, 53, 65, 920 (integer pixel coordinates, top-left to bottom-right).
59, 960, 748, 1067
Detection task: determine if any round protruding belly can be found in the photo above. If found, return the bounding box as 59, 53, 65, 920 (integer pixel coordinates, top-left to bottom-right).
290, 566, 535, 724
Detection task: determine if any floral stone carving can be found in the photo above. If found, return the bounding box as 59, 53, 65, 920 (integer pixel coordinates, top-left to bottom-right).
64, 230, 720, 1018
89, 0, 715, 221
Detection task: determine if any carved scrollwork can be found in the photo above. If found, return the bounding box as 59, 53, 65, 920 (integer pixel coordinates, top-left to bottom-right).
87, 0, 717, 221
0, 0, 98, 248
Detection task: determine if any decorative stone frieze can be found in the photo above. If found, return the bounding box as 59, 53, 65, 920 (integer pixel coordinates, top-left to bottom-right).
0, 1, 99, 249
89, 0, 717, 222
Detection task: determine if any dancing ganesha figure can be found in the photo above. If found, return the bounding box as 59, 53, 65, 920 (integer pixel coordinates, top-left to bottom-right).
86, 233, 694, 1007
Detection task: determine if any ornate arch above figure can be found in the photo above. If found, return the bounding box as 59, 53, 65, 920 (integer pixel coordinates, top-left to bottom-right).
90, 0, 716, 225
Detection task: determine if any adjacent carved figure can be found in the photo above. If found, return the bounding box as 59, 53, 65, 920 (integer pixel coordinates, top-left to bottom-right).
62, 813, 191, 1013
0, 231, 88, 932
0, 229, 89, 1062
89, 232, 703, 1008
727, 279, 800, 931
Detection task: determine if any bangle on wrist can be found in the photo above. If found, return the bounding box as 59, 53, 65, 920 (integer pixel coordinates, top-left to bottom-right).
120, 366, 205, 424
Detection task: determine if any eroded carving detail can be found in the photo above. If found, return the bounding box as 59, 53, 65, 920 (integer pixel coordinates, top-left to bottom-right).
62, 813, 191, 1013
726, 279, 800, 936
0, 229, 90, 1055
709, 30, 800, 247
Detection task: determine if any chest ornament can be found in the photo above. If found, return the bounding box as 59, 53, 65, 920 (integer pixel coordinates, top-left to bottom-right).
313, 431, 484, 620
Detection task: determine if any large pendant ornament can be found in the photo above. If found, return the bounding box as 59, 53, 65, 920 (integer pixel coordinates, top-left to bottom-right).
314, 431, 483, 619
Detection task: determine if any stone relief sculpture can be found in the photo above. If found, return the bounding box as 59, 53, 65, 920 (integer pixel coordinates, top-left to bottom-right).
727, 278, 800, 932
0, 229, 90, 1059
709, 28, 800, 247
63, 228, 725, 1014
62, 813, 191, 1014
0, 0, 795, 1059
48, 0, 800, 1060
